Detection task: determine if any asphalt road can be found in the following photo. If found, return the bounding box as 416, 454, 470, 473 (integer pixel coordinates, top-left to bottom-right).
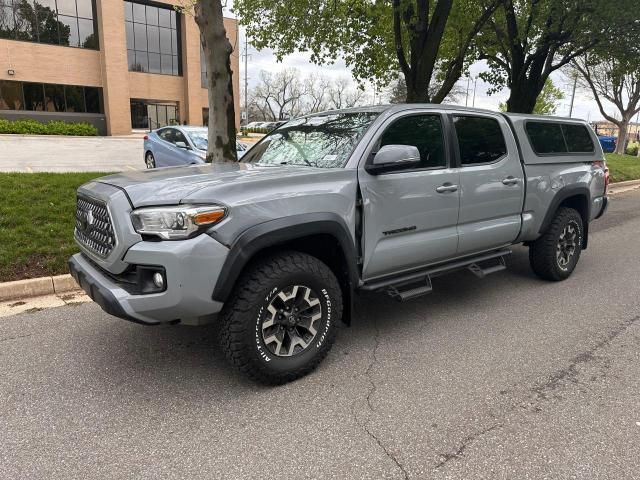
2, 190, 640, 479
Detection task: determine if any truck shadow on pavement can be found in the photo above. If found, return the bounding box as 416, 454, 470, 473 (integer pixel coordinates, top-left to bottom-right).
83, 246, 541, 390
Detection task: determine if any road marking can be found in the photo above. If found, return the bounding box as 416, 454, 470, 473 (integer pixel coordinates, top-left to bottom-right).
125, 165, 137, 171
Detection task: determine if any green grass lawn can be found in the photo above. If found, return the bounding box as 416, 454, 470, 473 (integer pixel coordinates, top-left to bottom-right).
605, 153, 640, 183
0, 172, 111, 282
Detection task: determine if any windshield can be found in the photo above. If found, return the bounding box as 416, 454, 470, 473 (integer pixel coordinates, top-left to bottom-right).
241, 112, 379, 168
187, 130, 208, 150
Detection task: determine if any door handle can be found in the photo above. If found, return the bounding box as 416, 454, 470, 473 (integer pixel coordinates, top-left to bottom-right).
502, 176, 519, 185
436, 184, 458, 193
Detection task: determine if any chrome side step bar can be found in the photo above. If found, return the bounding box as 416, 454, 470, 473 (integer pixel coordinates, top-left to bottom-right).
360, 249, 511, 302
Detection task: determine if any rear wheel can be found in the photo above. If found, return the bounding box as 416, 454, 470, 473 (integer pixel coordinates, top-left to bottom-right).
219, 251, 342, 384
529, 207, 583, 281
145, 151, 156, 169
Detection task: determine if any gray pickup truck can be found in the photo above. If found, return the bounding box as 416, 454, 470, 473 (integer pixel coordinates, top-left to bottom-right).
69, 105, 609, 384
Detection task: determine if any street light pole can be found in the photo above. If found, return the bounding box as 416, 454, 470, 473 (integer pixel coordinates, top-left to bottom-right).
568, 73, 577, 118
465, 76, 471, 107
472, 77, 478, 108
243, 33, 248, 126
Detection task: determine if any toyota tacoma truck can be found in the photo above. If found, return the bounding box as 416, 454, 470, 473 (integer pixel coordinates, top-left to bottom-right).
69, 105, 609, 384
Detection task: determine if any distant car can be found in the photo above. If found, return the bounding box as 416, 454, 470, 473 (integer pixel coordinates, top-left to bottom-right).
598, 136, 616, 153
261, 122, 281, 131
245, 121, 263, 129
144, 126, 248, 168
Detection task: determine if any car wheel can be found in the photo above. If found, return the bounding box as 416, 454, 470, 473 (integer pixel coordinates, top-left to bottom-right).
145, 152, 156, 169
219, 250, 342, 384
529, 207, 583, 281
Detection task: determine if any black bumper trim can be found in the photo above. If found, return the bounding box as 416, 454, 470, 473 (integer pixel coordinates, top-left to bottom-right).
68, 255, 159, 325
595, 196, 608, 219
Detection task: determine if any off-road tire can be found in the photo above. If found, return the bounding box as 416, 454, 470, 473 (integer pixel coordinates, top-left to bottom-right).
219, 250, 343, 384
529, 207, 584, 281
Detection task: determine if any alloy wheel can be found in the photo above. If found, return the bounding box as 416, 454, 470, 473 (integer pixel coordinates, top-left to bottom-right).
261, 285, 322, 357
556, 221, 579, 270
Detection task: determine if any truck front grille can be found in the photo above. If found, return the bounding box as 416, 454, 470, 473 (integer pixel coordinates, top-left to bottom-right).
75, 195, 116, 258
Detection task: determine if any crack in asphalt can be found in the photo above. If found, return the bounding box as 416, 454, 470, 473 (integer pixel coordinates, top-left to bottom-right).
434, 315, 640, 472
352, 319, 410, 480
0, 333, 34, 343
530, 315, 640, 400
435, 423, 503, 469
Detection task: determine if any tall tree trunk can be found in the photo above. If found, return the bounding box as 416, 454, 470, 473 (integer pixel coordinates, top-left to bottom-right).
195, 0, 236, 163
615, 120, 629, 155
506, 78, 543, 113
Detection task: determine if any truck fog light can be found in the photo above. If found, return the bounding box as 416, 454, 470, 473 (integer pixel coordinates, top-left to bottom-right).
152, 272, 165, 289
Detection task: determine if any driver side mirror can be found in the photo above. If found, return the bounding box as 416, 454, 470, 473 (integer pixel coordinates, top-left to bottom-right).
175, 141, 190, 149
365, 144, 421, 174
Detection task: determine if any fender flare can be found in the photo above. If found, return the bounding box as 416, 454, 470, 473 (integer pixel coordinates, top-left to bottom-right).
538, 185, 591, 235
211, 213, 359, 304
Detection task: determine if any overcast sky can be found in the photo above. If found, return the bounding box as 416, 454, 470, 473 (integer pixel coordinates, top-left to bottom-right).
229, 18, 624, 123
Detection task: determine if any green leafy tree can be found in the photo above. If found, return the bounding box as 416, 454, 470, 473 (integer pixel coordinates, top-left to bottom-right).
235, 0, 500, 103
572, 44, 640, 155
498, 78, 564, 115
477, 0, 637, 113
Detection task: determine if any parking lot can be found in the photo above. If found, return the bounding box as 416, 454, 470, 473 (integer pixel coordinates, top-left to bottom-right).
1, 190, 639, 479
0, 135, 144, 172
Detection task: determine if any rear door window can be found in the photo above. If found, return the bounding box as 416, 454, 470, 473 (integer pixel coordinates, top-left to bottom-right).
158, 128, 174, 143
453, 115, 507, 165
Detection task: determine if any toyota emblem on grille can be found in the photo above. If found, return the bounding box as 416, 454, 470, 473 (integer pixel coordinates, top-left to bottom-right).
80, 210, 95, 232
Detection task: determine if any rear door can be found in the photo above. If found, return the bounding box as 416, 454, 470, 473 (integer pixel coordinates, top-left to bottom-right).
451, 113, 524, 255
359, 110, 460, 280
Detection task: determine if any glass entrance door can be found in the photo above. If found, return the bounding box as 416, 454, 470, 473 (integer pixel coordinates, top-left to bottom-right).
130, 100, 179, 129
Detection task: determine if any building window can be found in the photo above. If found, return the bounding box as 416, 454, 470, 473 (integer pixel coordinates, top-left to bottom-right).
124, 1, 180, 75
0, 0, 98, 49
0, 80, 103, 113
200, 45, 206, 87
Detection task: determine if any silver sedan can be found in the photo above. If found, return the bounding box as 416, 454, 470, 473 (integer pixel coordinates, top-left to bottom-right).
143, 126, 248, 168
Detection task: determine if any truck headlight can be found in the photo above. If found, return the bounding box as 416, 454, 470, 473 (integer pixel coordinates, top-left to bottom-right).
130, 205, 227, 240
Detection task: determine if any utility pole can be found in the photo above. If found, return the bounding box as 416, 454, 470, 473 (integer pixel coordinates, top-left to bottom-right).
568, 73, 577, 118
241, 32, 250, 126
472, 76, 478, 108
465, 76, 471, 107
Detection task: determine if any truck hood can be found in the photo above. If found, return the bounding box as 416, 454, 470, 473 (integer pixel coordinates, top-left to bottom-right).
97, 163, 345, 207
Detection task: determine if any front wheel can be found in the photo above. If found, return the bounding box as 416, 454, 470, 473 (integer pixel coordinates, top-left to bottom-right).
529, 207, 584, 281
219, 251, 343, 384
145, 151, 156, 169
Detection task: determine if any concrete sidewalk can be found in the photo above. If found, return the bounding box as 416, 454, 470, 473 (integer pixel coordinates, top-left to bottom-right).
0, 135, 143, 172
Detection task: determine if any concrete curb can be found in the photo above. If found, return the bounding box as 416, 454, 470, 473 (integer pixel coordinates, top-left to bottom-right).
0, 274, 79, 302
608, 179, 640, 194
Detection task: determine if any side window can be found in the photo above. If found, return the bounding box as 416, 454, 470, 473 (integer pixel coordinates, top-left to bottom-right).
562, 124, 594, 153
174, 129, 188, 145
453, 115, 507, 165
525, 121, 594, 155
158, 128, 174, 143
379, 114, 446, 169
526, 122, 565, 154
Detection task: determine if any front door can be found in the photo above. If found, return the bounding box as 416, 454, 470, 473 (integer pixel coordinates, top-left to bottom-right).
359, 112, 460, 280
451, 113, 525, 255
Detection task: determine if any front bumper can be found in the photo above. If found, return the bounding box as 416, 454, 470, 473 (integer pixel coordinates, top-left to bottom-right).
69, 234, 229, 325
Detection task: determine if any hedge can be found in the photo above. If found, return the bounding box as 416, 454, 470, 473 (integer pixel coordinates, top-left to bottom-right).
241, 127, 270, 135
0, 118, 98, 136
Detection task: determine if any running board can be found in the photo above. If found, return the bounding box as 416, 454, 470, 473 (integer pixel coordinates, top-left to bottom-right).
361, 249, 511, 302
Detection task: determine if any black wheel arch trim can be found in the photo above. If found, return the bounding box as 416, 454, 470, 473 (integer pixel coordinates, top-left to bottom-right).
211, 213, 359, 307
538, 184, 591, 247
